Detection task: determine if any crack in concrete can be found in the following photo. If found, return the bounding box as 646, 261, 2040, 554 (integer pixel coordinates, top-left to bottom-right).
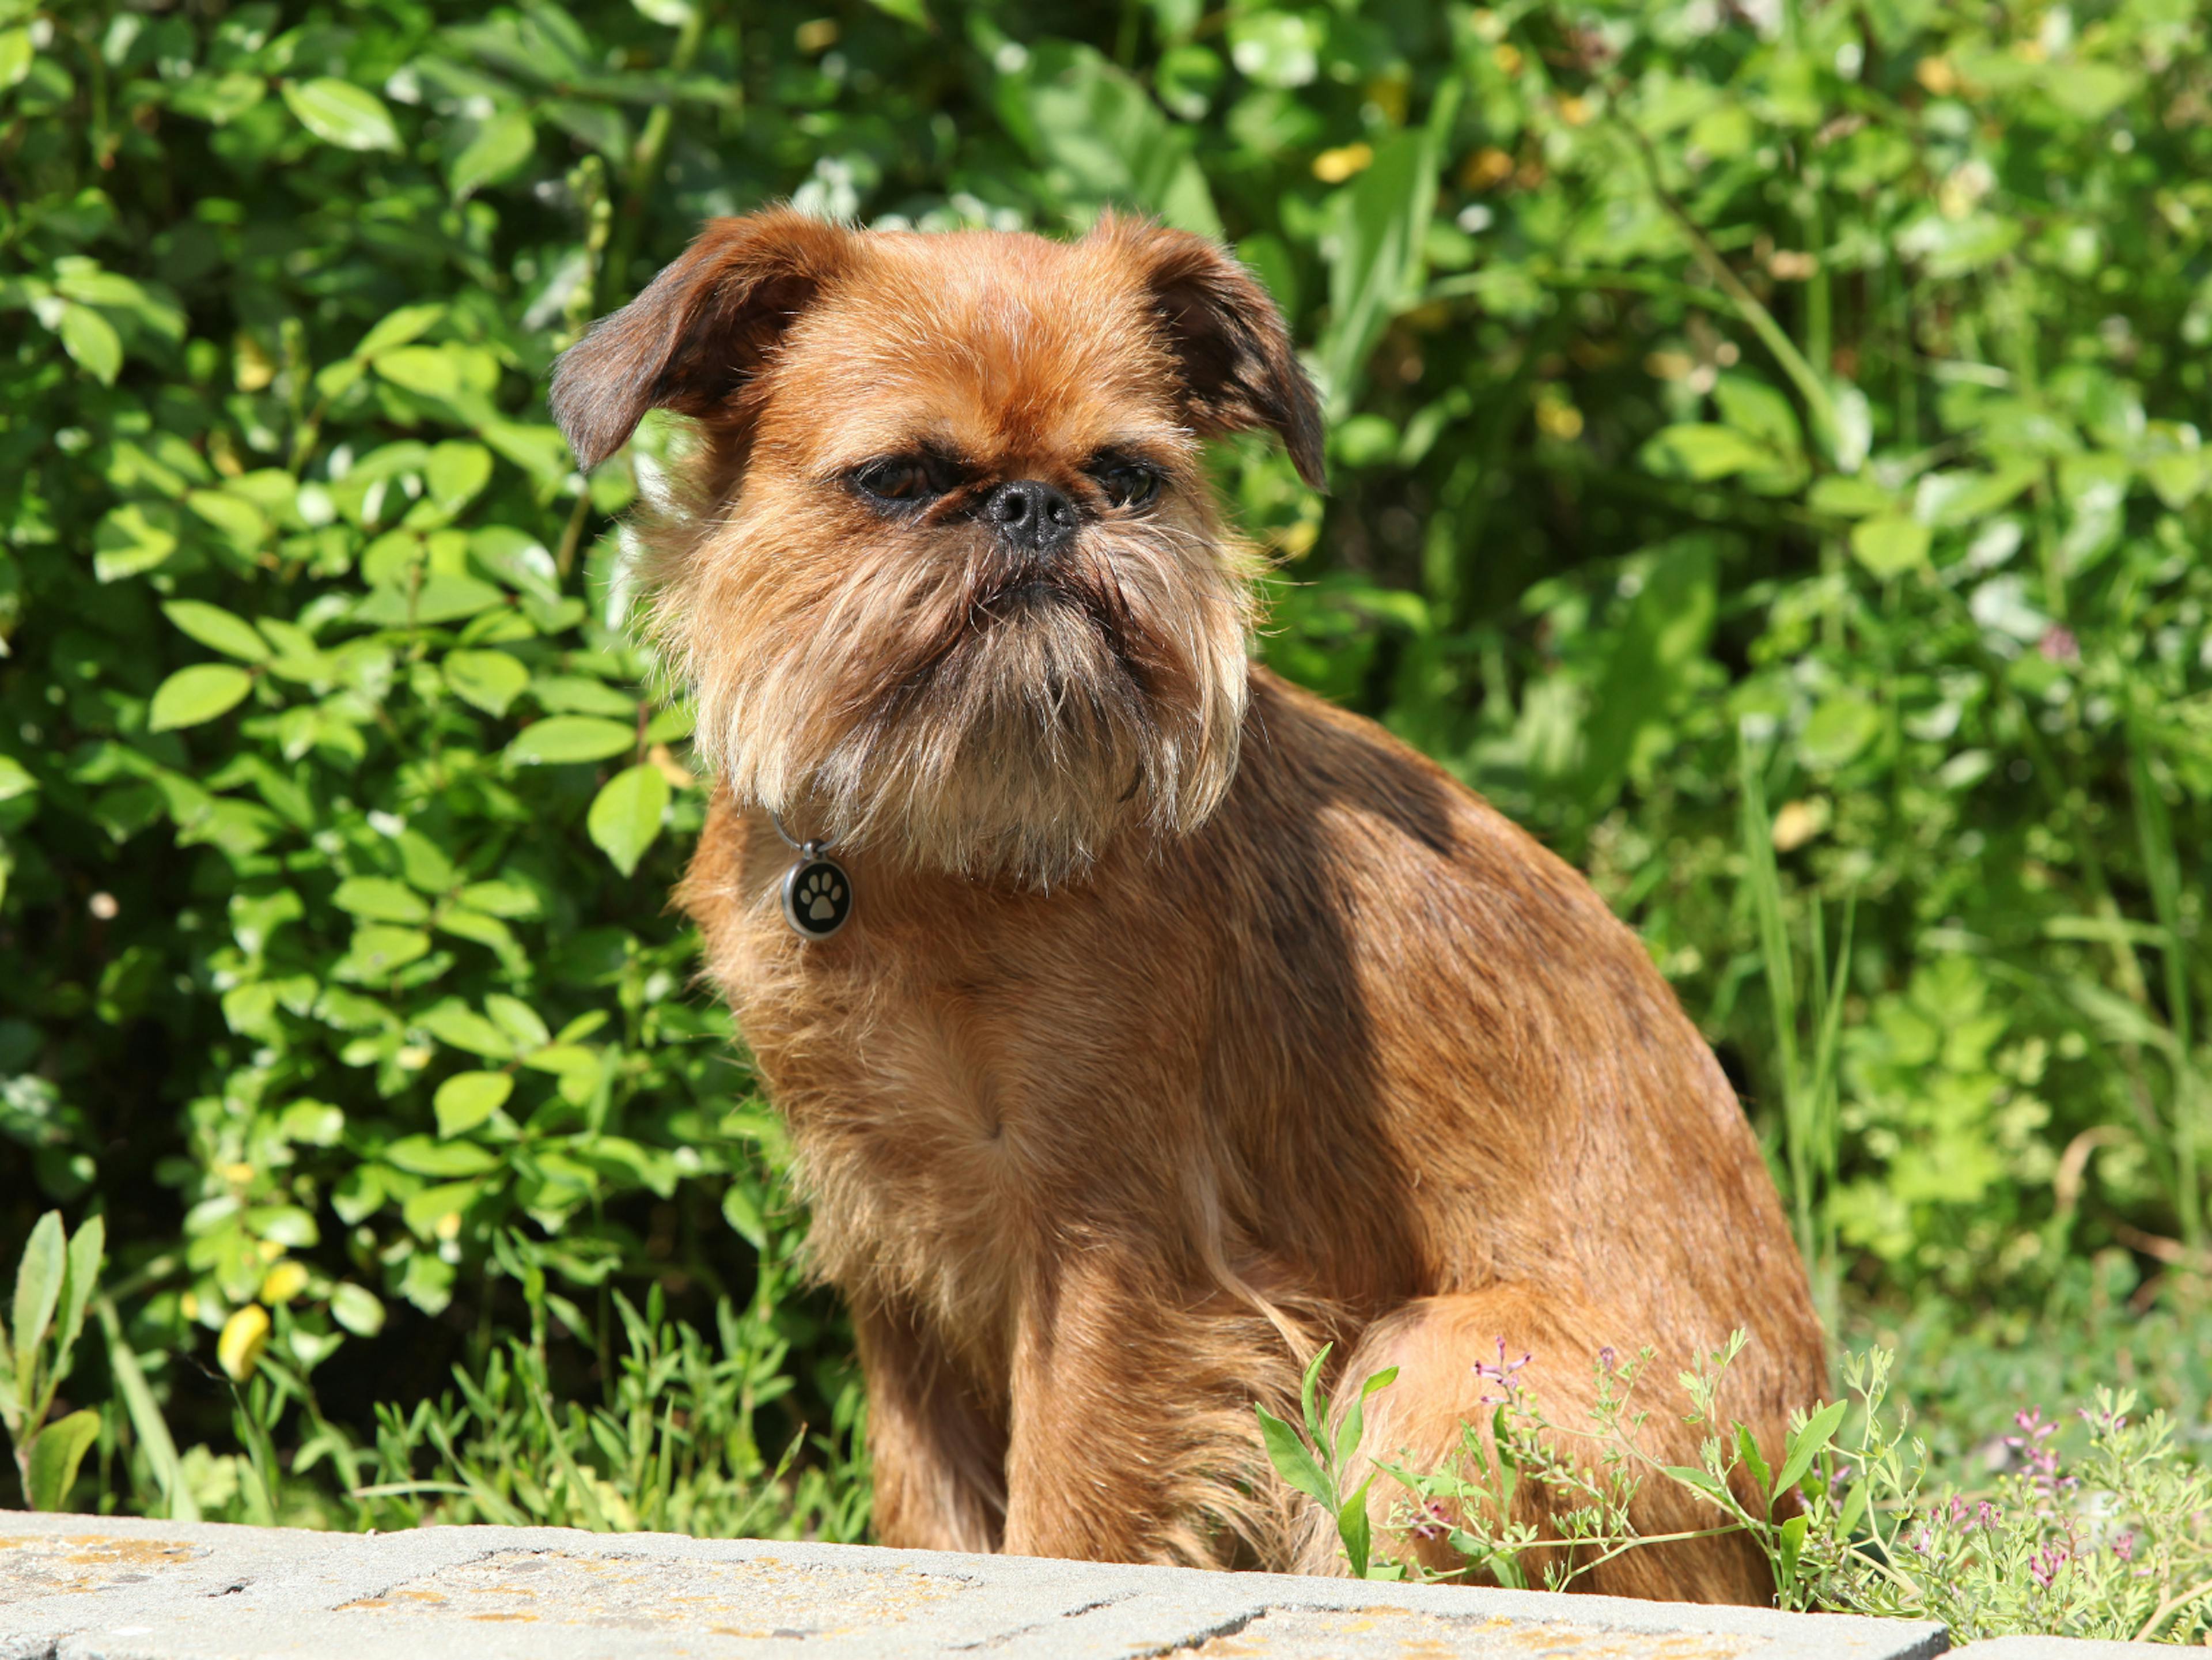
946, 1588, 1146, 1650
1131, 1605, 1263, 1658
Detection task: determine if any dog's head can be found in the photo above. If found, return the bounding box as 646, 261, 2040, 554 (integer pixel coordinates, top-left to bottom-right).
552, 210, 1323, 887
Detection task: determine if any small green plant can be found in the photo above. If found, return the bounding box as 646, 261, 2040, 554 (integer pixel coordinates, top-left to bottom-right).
184, 1225, 869, 1541
1253, 1343, 1401, 1579
1368, 1334, 1842, 1598
0, 1210, 105, 1511
1282, 1334, 2212, 1645
1793, 1354, 2212, 1645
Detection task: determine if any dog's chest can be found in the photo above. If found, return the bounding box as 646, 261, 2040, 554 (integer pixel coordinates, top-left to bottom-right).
739, 933, 1169, 1319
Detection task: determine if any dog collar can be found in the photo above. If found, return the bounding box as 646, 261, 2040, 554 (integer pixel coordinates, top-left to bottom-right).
770, 811, 853, 940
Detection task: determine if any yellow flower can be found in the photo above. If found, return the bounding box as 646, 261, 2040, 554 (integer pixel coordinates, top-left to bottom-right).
260, 1261, 310, 1305
1312, 143, 1374, 184
218, 1304, 271, 1382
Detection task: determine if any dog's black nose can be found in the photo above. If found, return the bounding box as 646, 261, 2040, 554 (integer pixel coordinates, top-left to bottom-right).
982, 479, 1076, 554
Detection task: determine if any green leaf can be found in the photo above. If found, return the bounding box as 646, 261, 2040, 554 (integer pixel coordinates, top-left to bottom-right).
0, 755, 38, 803
1334, 1364, 1395, 1470
722, 1185, 767, 1249
1336, 1478, 1373, 1579
92, 503, 180, 583
335, 925, 432, 981
1639, 423, 1773, 481
0, 28, 31, 90
507, 716, 635, 766
420, 1002, 516, 1059
56, 1215, 103, 1377
434, 1071, 514, 1137
484, 994, 550, 1050
58, 303, 123, 384
385, 1136, 501, 1178
1806, 476, 1895, 518
402, 1181, 486, 1238
1255, 1403, 1336, 1510
149, 664, 255, 731
1713, 375, 1804, 459
1661, 1464, 1730, 1502
355, 303, 445, 359
451, 110, 537, 197
1002, 43, 1221, 239
1800, 694, 1881, 772
329, 1283, 387, 1337
1772, 1399, 1850, 1498
1735, 1423, 1772, 1504
427, 443, 494, 515
1848, 515, 1931, 578
282, 77, 402, 152
163, 601, 271, 663
12, 1211, 64, 1396
355, 573, 506, 627
331, 878, 431, 925
1576, 536, 1717, 814
97, 1300, 199, 1522
457, 880, 541, 919
1298, 1343, 1332, 1446
587, 764, 669, 877
25, 1408, 101, 1511
184, 489, 270, 550
1316, 81, 1458, 409
1838, 1474, 1871, 1537
1228, 11, 1321, 88
444, 649, 532, 716
1776, 1512, 1807, 1585
2044, 62, 2137, 121
373, 343, 463, 399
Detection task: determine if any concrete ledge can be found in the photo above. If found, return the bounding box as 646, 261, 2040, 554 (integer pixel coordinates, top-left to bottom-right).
0, 1511, 2140, 1657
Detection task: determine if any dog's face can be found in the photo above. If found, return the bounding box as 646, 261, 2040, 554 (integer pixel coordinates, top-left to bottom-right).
552, 211, 1323, 887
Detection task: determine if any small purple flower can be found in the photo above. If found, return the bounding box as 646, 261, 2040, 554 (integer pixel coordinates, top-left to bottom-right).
1976, 1501, 2001, 1531
1472, 1337, 1532, 1406
1597, 1345, 1618, 1373
2112, 1531, 2136, 1563
2008, 1408, 2054, 1446
1409, 1499, 1452, 1542
2028, 1544, 2070, 1590
2037, 625, 2080, 665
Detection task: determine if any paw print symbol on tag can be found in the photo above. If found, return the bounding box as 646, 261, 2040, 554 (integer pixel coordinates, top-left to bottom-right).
780, 855, 853, 939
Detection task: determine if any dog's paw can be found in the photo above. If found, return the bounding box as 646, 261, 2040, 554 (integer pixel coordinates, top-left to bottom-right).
801, 869, 843, 921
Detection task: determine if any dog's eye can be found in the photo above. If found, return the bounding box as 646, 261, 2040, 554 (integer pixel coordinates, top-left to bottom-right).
1094, 463, 1161, 509
852, 457, 942, 504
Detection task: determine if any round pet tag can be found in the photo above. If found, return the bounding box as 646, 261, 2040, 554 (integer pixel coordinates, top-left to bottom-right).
781, 854, 854, 939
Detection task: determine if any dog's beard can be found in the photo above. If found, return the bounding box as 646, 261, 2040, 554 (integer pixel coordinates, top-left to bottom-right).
657, 514, 1255, 888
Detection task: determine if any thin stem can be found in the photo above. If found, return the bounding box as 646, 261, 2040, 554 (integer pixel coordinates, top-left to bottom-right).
2137, 1575, 2212, 1644
1606, 112, 1843, 458
595, 6, 709, 319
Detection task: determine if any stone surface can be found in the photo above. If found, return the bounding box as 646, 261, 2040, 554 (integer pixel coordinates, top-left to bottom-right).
0, 1511, 2143, 1658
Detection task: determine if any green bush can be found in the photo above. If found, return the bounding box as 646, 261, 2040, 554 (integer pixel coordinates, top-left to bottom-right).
1, 0, 2209, 1590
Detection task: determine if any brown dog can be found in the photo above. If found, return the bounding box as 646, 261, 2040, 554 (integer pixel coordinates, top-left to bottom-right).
551, 210, 1825, 1601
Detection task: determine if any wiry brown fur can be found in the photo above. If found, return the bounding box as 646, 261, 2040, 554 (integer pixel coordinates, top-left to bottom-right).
554, 209, 1827, 1600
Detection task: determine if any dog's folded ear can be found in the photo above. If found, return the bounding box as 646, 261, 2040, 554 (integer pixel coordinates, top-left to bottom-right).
551, 209, 852, 471
1102, 217, 1328, 493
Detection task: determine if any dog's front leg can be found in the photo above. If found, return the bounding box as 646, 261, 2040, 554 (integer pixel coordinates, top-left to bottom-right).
853, 1295, 1008, 1554
1001, 1254, 1275, 1567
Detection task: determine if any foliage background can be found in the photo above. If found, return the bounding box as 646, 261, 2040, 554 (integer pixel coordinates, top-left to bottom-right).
3, 0, 2210, 1529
